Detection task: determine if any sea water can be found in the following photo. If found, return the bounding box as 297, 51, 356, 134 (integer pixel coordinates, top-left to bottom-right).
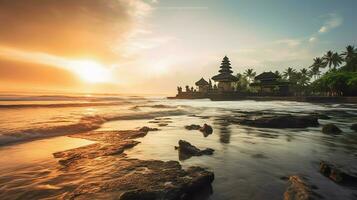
0, 93, 356, 199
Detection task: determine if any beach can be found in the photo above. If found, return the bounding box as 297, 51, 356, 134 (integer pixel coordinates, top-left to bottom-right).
0, 94, 357, 199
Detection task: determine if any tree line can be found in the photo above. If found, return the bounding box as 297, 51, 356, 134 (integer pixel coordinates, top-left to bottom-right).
235, 45, 357, 96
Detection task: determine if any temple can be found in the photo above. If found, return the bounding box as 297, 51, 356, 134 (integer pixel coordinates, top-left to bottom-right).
211, 56, 239, 92
171, 56, 291, 100
250, 72, 290, 95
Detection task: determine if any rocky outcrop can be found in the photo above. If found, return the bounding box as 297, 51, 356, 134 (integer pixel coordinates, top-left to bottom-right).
176, 140, 214, 160
199, 124, 213, 137
185, 124, 213, 137
351, 123, 357, 132
284, 176, 315, 200
184, 124, 201, 130
319, 161, 357, 185
139, 126, 159, 132
239, 115, 319, 128
53, 130, 215, 199
322, 124, 342, 134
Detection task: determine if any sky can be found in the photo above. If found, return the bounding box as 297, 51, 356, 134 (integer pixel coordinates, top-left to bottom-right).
0, 0, 356, 95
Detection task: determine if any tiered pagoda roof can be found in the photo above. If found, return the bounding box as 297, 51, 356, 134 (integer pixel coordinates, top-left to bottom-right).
254, 72, 279, 81
195, 78, 209, 86
212, 56, 238, 82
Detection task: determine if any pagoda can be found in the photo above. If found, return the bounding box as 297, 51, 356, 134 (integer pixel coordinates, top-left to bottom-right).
195, 78, 209, 93
211, 56, 238, 92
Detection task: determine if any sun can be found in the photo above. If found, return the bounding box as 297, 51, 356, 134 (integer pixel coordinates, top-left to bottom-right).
67, 60, 112, 83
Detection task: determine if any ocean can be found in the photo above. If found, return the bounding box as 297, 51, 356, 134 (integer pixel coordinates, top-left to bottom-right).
0, 93, 356, 199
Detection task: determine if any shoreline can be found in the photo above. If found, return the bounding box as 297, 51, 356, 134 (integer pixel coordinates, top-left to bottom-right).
0, 128, 215, 200
168, 95, 357, 103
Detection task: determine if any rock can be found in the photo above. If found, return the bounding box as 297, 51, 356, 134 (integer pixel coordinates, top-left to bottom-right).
319, 161, 357, 185
176, 140, 214, 160
311, 113, 330, 120
119, 189, 156, 200
351, 123, 357, 132
322, 124, 342, 134
53, 130, 215, 200
199, 124, 213, 137
239, 115, 319, 128
158, 123, 168, 127
139, 126, 159, 132
185, 124, 201, 130
284, 176, 314, 200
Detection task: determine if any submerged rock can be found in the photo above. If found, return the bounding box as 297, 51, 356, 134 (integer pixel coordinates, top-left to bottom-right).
239, 115, 319, 128
351, 123, 357, 132
185, 124, 201, 130
176, 140, 214, 160
139, 126, 159, 132
322, 124, 342, 134
319, 161, 357, 185
284, 176, 315, 200
311, 113, 331, 120
199, 124, 213, 137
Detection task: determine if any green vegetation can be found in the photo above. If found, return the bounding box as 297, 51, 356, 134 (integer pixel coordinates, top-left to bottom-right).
235, 45, 357, 96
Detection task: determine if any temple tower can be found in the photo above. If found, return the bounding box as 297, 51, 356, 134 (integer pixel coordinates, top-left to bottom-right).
211, 56, 238, 92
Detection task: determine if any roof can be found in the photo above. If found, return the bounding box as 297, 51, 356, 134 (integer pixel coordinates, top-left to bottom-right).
195, 78, 209, 86
255, 72, 279, 81
211, 73, 238, 82
250, 80, 290, 86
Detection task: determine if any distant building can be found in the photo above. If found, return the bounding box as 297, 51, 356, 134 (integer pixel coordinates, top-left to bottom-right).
251, 71, 290, 95
195, 78, 209, 93
211, 56, 238, 92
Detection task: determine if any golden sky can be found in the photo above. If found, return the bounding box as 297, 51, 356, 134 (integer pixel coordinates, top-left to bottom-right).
0, 0, 355, 95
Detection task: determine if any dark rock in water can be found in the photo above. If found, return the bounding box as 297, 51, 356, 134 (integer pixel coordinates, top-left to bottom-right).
351, 123, 357, 132
158, 123, 168, 127
54, 130, 215, 200
322, 124, 342, 134
311, 113, 331, 120
185, 124, 201, 130
176, 140, 214, 160
319, 161, 357, 185
284, 176, 315, 200
139, 126, 159, 132
119, 189, 156, 200
239, 115, 319, 128
199, 124, 213, 137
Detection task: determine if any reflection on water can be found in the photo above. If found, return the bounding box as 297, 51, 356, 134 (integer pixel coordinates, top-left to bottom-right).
0, 96, 357, 200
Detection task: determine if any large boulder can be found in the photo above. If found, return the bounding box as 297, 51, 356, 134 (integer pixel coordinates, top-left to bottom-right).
351, 123, 357, 132
176, 140, 214, 160
239, 115, 319, 128
322, 124, 342, 134
199, 124, 213, 137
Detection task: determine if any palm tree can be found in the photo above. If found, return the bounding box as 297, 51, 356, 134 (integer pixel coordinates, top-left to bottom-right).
299, 68, 310, 86
283, 67, 296, 80
274, 70, 282, 79
243, 68, 256, 83
309, 57, 324, 80
323, 51, 343, 69
342, 45, 357, 63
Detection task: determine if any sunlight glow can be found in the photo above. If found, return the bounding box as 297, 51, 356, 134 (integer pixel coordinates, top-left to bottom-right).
67, 60, 112, 83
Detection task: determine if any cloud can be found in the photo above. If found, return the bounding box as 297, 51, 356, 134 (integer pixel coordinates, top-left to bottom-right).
318, 13, 343, 34
0, 0, 152, 62
275, 39, 302, 47
309, 37, 317, 42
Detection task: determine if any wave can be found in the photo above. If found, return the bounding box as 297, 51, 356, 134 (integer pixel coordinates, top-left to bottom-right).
0, 101, 131, 109
0, 109, 187, 146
